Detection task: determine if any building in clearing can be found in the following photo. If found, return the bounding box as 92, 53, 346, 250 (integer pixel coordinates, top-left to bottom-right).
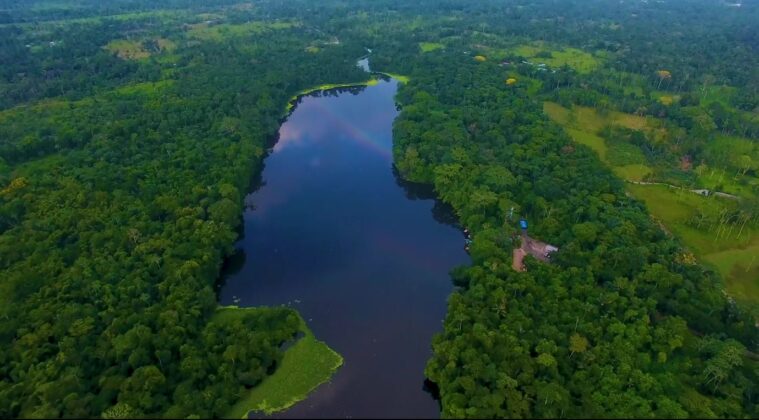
512, 220, 559, 271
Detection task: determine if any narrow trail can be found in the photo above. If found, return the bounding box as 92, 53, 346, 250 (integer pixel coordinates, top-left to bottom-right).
625, 180, 741, 200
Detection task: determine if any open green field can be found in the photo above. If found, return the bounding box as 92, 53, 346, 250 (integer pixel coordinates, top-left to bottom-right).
419, 42, 444, 52
104, 39, 151, 60
697, 166, 759, 199
544, 101, 656, 175
513, 42, 601, 73
699, 85, 737, 108
218, 308, 343, 418
548, 98, 759, 308
613, 164, 652, 181
566, 128, 607, 160
186, 21, 298, 41
627, 184, 759, 309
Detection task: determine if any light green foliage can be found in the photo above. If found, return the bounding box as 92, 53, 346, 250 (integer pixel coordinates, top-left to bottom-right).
513, 42, 601, 73
2, 0, 758, 418
224, 310, 343, 417
419, 42, 444, 52
104, 39, 150, 59
186, 21, 298, 41
627, 184, 759, 308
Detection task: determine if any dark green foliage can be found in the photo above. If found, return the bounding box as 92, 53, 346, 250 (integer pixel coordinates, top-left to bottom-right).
1, 0, 758, 418
0, 5, 367, 417
389, 53, 758, 418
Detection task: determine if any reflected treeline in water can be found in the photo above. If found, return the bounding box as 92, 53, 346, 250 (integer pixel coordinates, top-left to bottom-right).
393, 165, 461, 228
215, 248, 247, 295
218, 77, 469, 418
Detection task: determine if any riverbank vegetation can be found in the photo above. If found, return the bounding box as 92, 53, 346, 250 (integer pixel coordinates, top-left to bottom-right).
218, 308, 343, 418
0, 2, 365, 417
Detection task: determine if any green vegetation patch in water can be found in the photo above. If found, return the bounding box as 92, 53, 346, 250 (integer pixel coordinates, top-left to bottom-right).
221, 307, 343, 418
419, 42, 444, 52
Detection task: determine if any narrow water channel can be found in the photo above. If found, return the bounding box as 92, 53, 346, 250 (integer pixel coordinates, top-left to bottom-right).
218, 77, 470, 418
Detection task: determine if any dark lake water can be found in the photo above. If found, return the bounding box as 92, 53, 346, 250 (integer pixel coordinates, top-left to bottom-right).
218, 77, 470, 418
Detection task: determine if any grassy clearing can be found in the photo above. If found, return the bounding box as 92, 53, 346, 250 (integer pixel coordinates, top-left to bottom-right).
104, 39, 150, 60
606, 140, 647, 166
104, 37, 177, 60
625, 185, 745, 253
543, 101, 570, 125
513, 42, 601, 73
610, 111, 650, 131
544, 101, 656, 179
186, 21, 297, 41
419, 42, 444, 52
566, 128, 607, 160
705, 246, 759, 309
627, 184, 759, 307
156, 37, 177, 52
699, 85, 737, 108
697, 166, 758, 199
221, 308, 342, 418
544, 101, 654, 133
613, 164, 652, 181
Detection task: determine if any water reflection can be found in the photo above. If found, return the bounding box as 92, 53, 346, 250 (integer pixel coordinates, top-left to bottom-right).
219, 78, 469, 418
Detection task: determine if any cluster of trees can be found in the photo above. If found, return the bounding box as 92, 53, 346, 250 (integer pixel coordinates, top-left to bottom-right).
387, 51, 758, 417
2, 0, 757, 417
0, 4, 368, 417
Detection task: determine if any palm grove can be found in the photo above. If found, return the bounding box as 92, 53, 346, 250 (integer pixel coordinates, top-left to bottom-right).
1, 0, 758, 418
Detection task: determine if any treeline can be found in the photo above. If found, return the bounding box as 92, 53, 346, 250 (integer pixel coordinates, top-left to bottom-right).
0, 18, 367, 418
388, 51, 758, 417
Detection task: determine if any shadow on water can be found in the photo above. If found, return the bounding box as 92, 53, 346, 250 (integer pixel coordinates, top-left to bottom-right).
217, 77, 468, 418
392, 166, 461, 228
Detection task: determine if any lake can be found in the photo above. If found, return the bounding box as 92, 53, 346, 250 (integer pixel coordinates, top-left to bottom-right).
218, 76, 470, 418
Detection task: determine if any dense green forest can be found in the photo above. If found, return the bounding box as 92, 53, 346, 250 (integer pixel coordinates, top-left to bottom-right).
1, 0, 757, 418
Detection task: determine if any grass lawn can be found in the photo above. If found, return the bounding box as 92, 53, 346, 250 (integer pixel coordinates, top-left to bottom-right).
544, 101, 656, 134
222, 308, 343, 418
613, 164, 651, 181
419, 42, 444, 52
513, 42, 601, 73
697, 167, 758, 199
545, 101, 656, 181
186, 21, 297, 41
567, 128, 607, 161
704, 246, 759, 310
104, 39, 150, 60
699, 85, 737, 108
543, 101, 570, 125
627, 184, 759, 308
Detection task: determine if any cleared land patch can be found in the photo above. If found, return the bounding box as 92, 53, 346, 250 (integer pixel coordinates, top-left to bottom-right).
543, 101, 658, 172
419, 42, 444, 52
627, 184, 759, 310
104, 37, 177, 60
186, 21, 297, 41
547, 100, 759, 309
219, 308, 343, 418
104, 39, 150, 60
513, 42, 601, 73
